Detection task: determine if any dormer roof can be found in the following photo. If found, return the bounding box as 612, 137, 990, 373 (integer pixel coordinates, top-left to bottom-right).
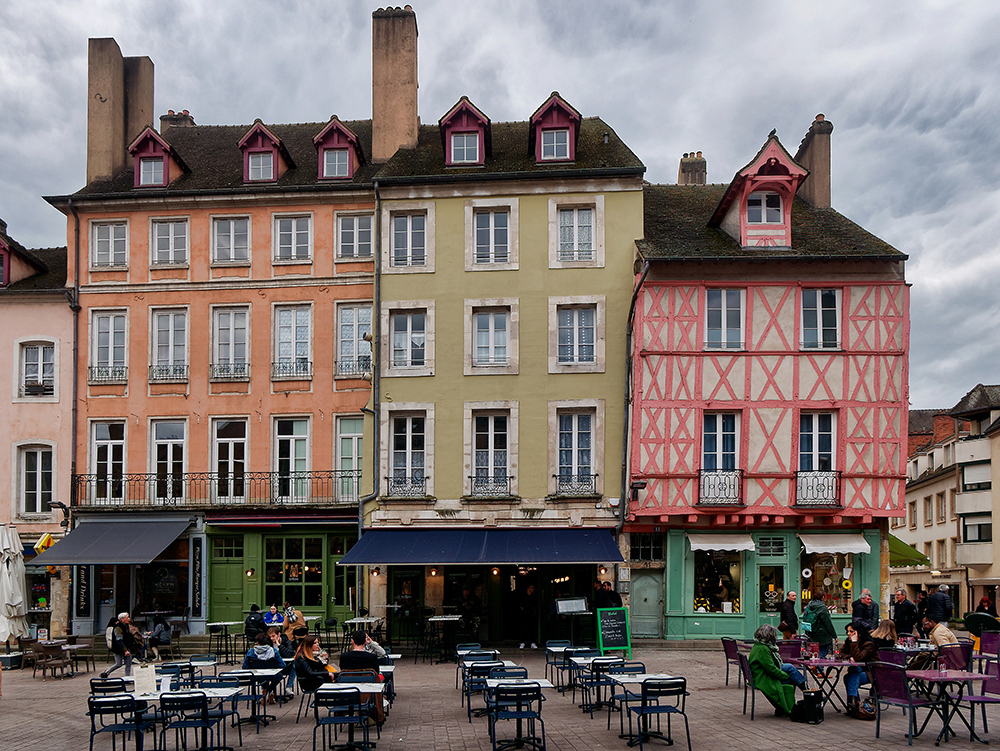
528, 92, 582, 161
312, 116, 364, 158
126, 126, 190, 187
438, 96, 492, 162
238, 119, 295, 169
127, 126, 187, 168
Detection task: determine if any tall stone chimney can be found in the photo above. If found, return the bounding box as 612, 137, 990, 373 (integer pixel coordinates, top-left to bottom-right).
371, 6, 419, 163
794, 114, 834, 209
677, 151, 707, 185
87, 38, 154, 184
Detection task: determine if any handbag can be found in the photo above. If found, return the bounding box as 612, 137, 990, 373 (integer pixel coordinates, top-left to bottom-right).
789, 689, 824, 724
778, 621, 789, 632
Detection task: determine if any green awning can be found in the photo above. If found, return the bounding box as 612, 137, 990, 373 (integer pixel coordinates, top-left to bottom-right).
888, 533, 929, 566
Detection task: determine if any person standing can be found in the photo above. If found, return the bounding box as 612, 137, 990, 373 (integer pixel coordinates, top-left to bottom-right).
926, 584, 953, 625
518, 584, 538, 650
892, 590, 918, 637
976, 596, 999, 617
802, 598, 837, 658
102, 612, 142, 677
603, 581, 623, 608
915, 591, 929, 637
851, 588, 880, 632
779, 591, 799, 639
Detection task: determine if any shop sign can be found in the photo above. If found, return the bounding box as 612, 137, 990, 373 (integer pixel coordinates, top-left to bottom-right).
75, 565, 91, 618
191, 537, 203, 618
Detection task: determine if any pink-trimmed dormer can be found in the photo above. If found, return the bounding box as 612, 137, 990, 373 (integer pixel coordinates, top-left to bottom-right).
237, 119, 295, 184
0, 234, 9, 287
709, 133, 808, 248
313, 116, 365, 180
127, 127, 189, 188
529, 92, 581, 163
439, 97, 490, 167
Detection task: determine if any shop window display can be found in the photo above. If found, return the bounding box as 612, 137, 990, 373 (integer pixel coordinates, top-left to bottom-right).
693, 550, 742, 613
800, 552, 854, 613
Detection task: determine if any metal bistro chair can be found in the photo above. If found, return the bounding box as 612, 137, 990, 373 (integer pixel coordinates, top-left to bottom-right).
565, 648, 601, 703
87, 694, 157, 751
869, 661, 944, 746
544, 640, 571, 683
454, 642, 482, 688
579, 656, 625, 718
721, 637, 742, 687
220, 670, 263, 734
336, 670, 383, 738
485, 666, 530, 744
627, 678, 691, 751
197, 675, 243, 749
490, 682, 546, 751
466, 661, 505, 722
966, 658, 1000, 741
159, 691, 224, 751
41, 643, 72, 680
980, 631, 1000, 659
313, 687, 370, 751
939, 642, 975, 672
459, 650, 498, 697
877, 649, 907, 666
607, 661, 646, 735
736, 652, 763, 720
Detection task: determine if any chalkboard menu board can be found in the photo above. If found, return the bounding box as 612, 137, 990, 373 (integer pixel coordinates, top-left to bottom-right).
597, 607, 631, 657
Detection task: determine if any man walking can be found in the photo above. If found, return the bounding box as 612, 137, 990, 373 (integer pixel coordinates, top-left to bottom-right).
892, 589, 918, 636
851, 588, 880, 631
926, 584, 954, 625
779, 590, 799, 639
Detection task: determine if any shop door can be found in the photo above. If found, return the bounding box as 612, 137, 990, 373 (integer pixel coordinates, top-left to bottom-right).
631, 570, 664, 638
210, 562, 245, 622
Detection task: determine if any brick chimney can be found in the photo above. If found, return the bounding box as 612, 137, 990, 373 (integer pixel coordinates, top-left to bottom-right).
87, 38, 154, 184
371, 6, 419, 162
793, 114, 834, 209
677, 151, 706, 185
160, 109, 197, 130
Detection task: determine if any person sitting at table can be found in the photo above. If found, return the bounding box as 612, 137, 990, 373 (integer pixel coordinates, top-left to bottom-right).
263, 604, 284, 626
245, 604, 266, 639
145, 615, 172, 661
747, 624, 808, 717
802, 598, 837, 658
282, 601, 305, 641
269, 626, 297, 696
294, 635, 337, 691
923, 615, 958, 647
243, 631, 286, 704
870, 618, 898, 650
976, 596, 999, 618
837, 622, 877, 717
341, 630, 382, 673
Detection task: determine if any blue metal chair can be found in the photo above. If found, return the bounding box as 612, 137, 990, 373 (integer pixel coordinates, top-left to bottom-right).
87, 694, 157, 751
313, 687, 370, 751
627, 678, 691, 751
579, 656, 625, 718
607, 661, 646, 734
490, 682, 546, 751
544, 640, 571, 682
198, 675, 243, 748
465, 661, 504, 722
159, 691, 224, 751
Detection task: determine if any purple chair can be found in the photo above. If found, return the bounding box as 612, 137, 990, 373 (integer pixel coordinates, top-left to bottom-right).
966, 658, 1000, 740
869, 662, 943, 745
939, 642, 974, 672
721, 638, 741, 687
980, 631, 1000, 658
877, 649, 906, 666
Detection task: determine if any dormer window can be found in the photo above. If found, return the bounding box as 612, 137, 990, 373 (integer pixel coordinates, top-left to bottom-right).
451, 133, 479, 164
323, 149, 350, 178
139, 157, 164, 186
239, 120, 293, 184
541, 129, 569, 160
313, 117, 362, 180
747, 192, 781, 224
248, 152, 274, 181
128, 127, 187, 189
0, 247, 7, 287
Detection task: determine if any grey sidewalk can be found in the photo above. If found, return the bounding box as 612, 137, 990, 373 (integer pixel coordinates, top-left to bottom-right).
0, 648, 995, 750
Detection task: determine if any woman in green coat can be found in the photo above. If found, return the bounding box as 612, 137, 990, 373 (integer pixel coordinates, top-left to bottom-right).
802, 598, 837, 657
747, 624, 808, 716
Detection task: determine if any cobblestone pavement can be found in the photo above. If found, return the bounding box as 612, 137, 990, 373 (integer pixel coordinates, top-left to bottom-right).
0, 648, 996, 750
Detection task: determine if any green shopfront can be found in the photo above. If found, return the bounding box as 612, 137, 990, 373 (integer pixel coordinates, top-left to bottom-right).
659, 528, 881, 640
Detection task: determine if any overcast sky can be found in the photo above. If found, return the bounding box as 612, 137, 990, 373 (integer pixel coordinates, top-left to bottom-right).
1, 0, 996, 410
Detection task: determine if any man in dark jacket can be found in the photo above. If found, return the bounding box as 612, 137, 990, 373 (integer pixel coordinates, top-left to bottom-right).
851, 589, 880, 631
340, 630, 381, 672
892, 589, 919, 636
779, 590, 799, 639
926, 584, 954, 624
245, 604, 266, 638
916, 590, 929, 637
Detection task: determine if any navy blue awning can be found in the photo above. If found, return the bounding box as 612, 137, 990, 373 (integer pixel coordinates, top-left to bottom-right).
338, 528, 623, 566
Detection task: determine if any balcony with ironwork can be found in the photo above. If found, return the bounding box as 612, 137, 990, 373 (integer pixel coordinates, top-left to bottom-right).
272, 360, 313, 380
468, 474, 513, 498
336, 356, 372, 378
794, 470, 842, 508
210, 362, 250, 381
88, 365, 128, 384
149, 364, 189, 382
19, 379, 55, 397
552, 473, 599, 497
384, 474, 428, 498
697, 469, 744, 506
72, 470, 361, 509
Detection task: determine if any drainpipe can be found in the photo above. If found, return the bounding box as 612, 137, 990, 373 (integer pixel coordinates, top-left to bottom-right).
67, 198, 82, 635
618, 261, 650, 540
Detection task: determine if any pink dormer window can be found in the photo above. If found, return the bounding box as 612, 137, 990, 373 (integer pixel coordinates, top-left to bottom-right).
248, 151, 274, 181
747, 192, 782, 224
530, 93, 580, 163
128, 128, 179, 188
451, 133, 479, 164
238, 120, 292, 184
439, 98, 489, 167
541, 129, 569, 160
313, 117, 362, 180
139, 157, 164, 186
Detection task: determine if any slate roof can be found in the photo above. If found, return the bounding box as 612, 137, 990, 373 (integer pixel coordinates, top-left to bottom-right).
0, 226, 67, 294
950, 384, 1000, 418
638, 184, 907, 262
908, 409, 943, 435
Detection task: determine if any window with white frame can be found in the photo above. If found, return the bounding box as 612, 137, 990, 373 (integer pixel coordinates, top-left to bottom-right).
323, 148, 349, 178
802, 288, 840, 349
248, 152, 274, 181
139, 157, 164, 186
557, 410, 594, 491
557, 305, 595, 364
273, 306, 312, 378
474, 210, 509, 264
91, 311, 127, 382
472, 412, 509, 494
337, 215, 373, 258
473, 308, 508, 366
275, 418, 309, 502
213, 307, 249, 379
337, 417, 364, 502
152, 421, 185, 501
92, 421, 125, 503
541, 129, 569, 160
151, 220, 188, 265
391, 213, 426, 267
213, 419, 246, 503
391, 311, 425, 368
213, 217, 250, 263
558, 207, 593, 261
92, 222, 128, 267
703, 414, 739, 471
451, 132, 479, 163
705, 289, 744, 349
389, 414, 426, 495
963, 514, 993, 543
799, 413, 834, 471
547, 195, 603, 269
19, 446, 52, 514
747, 191, 782, 224
150, 310, 187, 381
274, 215, 312, 261
337, 305, 372, 376
20, 342, 54, 397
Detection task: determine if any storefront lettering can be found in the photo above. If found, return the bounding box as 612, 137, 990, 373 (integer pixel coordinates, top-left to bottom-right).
75, 565, 90, 618
191, 537, 203, 618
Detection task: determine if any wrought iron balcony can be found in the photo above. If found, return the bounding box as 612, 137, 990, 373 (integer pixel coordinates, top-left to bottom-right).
272, 360, 313, 379
149, 364, 189, 382
794, 470, 842, 507
384, 474, 428, 497
210, 362, 250, 381
697, 469, 744, 506
469, 475, 512, 497
553, 473, 599, 496
71, 470, 361, 508
88, 365, 128, 383
19, 380, 54, 397
336, 356, 372, 377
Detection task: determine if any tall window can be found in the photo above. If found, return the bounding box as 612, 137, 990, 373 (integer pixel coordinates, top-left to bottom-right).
474, 210, 509, 264
541, 129, 569, 160
139, 157, 164, 186
152, 421, 185, 501
338, 215, 373, 258
705, 289, 743, 349
213, 307, 249, 379
451, 132, 479, 163
558, 411, 592, 481
92, 223, 127, 267
391, 311, 425, 368
747, 192, 781, 223
274, 306, 311, 378
20, 447, 52, 514
337, 417, 363, 502
799, 413, 834, 471
275, 419, 309, 502
390, 415, 425, 494
274, 216, 311, 261
264, 536, 324, 609
558, 207, 593, 261
151, 310, 187, 380
802, 289, 840, 349
152, 220, 188, 265
20, 343, 54, 396
248, 152, 273, 181
391, 214, 426, 267
214, 420, 246, 503
473, 413, 509, 493
557, 306, 595, 364
324, 149, 349, 178
703, 414, 738, 471
474, 309, 508, 366
91, 312, 127, 381
93, 422, 125, 503
213, 218, 249, 263
338, 305, 372, 376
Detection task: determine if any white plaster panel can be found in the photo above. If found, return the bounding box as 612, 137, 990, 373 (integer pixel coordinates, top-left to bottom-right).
668, 409, 697, 474
642, 287, 670, 351
671, 356, 697, 401
746, 476, 790, 508
845, 407, 875, 475
702, 355, 746, 402
746, 407, 792, 474
750, 286, 794, 350
641, 355, 669, 403
798, 354, 844, 401
749, 355, 792, 401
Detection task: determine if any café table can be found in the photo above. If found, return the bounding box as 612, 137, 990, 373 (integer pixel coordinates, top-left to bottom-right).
485, 679, 553, 750
316, 683, 387, 751
226, 667, 285, 728
789, 657, 856, 713
206, 621, 243, 664
606, 673, 677, 746
907, 669, 989, 744
570, 655, 625, 710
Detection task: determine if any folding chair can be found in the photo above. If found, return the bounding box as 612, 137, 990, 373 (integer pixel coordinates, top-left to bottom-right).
627, 678, 691, 751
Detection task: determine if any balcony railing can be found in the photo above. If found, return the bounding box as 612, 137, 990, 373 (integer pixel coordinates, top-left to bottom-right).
473, 356, 509, 367
384, 475, 428, 497
336, 357, 372, 377
72, 470, 361, 508
210, 362, 250, 381
794, 470, 842, 507
88, 365, 128, 383
149, 364, 189, 382
553, 473, 599, 496
469, 475, 512, 497
272, 360, 313, 379
697, 469, 744, 506
19, 380, 55, 397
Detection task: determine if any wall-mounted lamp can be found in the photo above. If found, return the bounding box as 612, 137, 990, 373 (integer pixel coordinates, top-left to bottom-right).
491, 567, 500, 576
598, 565, 608, 575
245, 568, 255, 578
371, 566, 381, 577
363, 332, 373, 343
361, 372, 373, 382
429, 567, 438, 577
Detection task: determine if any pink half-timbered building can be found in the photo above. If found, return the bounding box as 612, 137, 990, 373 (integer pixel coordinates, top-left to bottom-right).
625, 118, 908, 640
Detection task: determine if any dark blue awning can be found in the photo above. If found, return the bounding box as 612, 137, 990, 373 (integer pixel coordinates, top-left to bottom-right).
338, 528, 623, 566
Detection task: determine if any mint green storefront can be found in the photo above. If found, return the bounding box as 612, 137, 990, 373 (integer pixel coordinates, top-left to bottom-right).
662, 528, 882, 641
